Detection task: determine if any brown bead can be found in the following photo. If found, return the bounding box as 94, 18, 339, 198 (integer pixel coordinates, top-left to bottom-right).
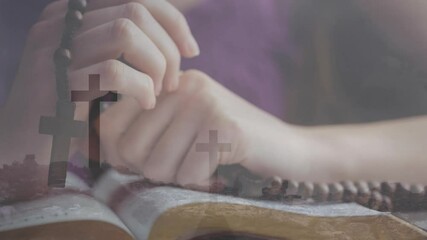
54, 48, 72, 67
368, 181, 381, 191
355, 181, 371, 206
68, 0, 88, 13
265, 178, 282, 196
328, 182, 344, 201
379, 196, 393, 212
313, 183, 329, 202
368, 191, 383, 211
342, 181, 358, 202
410, 184, 425, 195
298, 182, 314, 200
381, 182, 396, 197
408, 184, 425, 210
286, 181, 299, 195
395, 183, 411, 199
270, 177, 282, 189
65, 10, 84, 29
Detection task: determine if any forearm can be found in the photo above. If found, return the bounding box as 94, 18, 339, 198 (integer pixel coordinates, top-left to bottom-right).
299, 116, 427, 184
354, 0, 427, 66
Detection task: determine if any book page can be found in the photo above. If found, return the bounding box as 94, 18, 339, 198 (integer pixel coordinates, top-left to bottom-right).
0, 193, 132, 236
90, 172, 427, 239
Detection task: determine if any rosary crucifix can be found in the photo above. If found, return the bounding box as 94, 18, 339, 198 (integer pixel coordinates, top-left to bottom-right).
38, 0, 119, 187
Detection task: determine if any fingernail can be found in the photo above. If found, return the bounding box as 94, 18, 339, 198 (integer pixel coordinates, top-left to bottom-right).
186, 36, 200, 57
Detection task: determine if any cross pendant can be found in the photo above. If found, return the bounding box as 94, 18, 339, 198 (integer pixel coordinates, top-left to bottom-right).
71, 74, 118, 176
39, 101, 87, 187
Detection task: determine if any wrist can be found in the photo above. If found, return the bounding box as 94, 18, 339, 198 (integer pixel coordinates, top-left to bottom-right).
287, 125, 354, 183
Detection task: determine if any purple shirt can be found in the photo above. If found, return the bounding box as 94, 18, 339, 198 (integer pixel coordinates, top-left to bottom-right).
182, 0, 294, 118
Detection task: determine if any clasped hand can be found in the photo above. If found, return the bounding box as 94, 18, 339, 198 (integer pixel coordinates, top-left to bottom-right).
3, 0, 305, 188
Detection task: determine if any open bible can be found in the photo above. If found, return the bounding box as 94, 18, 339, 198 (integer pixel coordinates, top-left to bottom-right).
1, 169, 427, 240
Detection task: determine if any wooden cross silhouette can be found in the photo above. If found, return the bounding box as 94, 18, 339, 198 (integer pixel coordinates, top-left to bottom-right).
195, 130, 231, 162
71, 74, 118, 175
39, 101, 87, 187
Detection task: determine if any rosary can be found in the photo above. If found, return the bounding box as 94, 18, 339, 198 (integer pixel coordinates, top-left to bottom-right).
16, 0, 427, 213
38, 0, 90, 188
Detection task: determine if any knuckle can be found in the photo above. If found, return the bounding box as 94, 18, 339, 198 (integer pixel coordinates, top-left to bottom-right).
171, 11, 187, 29
151, 54, 167, 80
180, 69, 212, 94
157, 55, 168, 74
102, 60, 126, 89
124, 2, 151, 25
166, 46, 180, 67
110, 18, 138, 43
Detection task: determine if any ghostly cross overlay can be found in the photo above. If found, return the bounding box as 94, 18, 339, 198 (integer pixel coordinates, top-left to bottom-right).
196, 130, 232, 162
71, 74, 118, 174
39, 101, 87, 187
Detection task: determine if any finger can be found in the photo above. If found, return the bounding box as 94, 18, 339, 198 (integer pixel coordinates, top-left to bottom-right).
71, 19, 166, 95
141, 100, 207, 183
98, 97, 141, 167
87, 0, 199, 57
176, 127, 234, 187
118, 92, 183, 171
69, 59, 156, 109
79, 3, 181, 92
41, 0, 200, 57
27, 18, 63, 51
39, 0, 67, 21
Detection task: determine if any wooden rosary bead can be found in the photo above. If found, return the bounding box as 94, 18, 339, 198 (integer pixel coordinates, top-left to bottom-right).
395, 183, 411, 197
355, 181, 371, 206
270, 177, 282, 190
68, 0, 88, 13
54, 48, 72, 68
65, 10, 84, 30
313, 183, 329, 202
262, 187, 282, 201
298, 182, 314, 199
262, 177, 283, 197
368, 181, 381, 191
368, 191, 383, 211
408, 184, 425, 210
342, 181, 358, 202
379, 196, 393, 212
62, 10, 84, 48
381, 182, 396, 197
410, 184, 425, 195
328, 182, 344, 201
283, 181, 299, 200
